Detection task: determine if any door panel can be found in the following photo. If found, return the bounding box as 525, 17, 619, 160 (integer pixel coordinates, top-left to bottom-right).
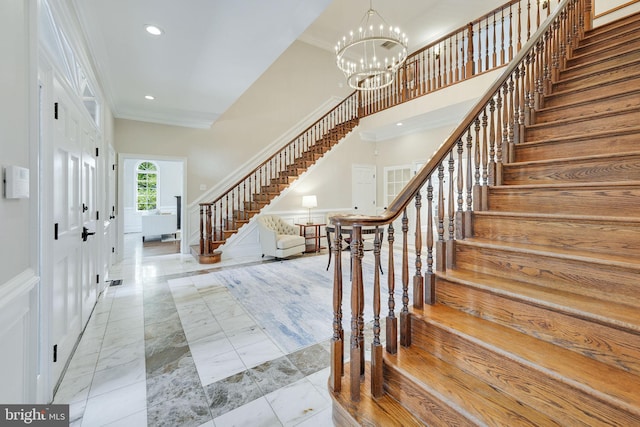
352, 164, 377, 215
51, 82, 82, 382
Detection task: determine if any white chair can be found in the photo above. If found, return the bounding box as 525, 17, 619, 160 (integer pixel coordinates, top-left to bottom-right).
256, 215, 306, 259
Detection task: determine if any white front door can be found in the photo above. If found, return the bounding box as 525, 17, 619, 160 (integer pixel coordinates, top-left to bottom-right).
51, 79, 83, 382
352, 164, 377, 215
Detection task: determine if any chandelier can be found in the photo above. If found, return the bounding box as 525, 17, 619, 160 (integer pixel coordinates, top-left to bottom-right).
335, 1, 408, 91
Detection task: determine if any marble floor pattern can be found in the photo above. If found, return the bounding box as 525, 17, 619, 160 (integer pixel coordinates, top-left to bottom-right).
52, 233, 346, 426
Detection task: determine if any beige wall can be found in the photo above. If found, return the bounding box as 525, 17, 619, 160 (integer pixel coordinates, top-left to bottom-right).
115, 40, 352, 204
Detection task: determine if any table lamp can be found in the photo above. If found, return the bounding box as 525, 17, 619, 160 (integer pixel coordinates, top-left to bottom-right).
302, 195, 317, 224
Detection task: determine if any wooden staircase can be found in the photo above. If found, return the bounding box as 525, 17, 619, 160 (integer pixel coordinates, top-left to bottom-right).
193, 103, 358, 263
332, 8, 640, 426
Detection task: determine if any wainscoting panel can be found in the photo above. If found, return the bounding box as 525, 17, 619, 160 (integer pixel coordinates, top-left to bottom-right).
0, 269, 39, 403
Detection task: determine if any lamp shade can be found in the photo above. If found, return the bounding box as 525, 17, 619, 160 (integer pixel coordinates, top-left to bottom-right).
302, 195, 317, 208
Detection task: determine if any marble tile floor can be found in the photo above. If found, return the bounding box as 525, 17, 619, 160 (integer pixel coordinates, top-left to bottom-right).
53, 233, 354, 426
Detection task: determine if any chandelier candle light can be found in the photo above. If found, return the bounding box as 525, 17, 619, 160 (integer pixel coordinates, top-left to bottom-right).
302, 195, 318, 224
335, 0, 408, 90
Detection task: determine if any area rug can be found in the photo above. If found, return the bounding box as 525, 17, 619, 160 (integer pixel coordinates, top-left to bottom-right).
201, 253, 410, 353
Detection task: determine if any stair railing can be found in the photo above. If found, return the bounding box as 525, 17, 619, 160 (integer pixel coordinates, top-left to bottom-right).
196, 0, 575, 257
198, 93, 359, 256
329, 0, 591, 402
360, 0, 570, 117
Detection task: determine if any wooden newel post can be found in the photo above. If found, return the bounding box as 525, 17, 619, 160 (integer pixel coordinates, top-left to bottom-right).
330, 224, 344, 393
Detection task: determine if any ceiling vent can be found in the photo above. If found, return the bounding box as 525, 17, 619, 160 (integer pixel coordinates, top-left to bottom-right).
381, 40, 396, 49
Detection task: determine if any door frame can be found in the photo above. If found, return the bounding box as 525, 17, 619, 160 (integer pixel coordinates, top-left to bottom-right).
117, 153, 188, 258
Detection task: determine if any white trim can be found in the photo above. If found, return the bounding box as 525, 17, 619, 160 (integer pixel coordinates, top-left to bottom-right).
0, 269, 39, 310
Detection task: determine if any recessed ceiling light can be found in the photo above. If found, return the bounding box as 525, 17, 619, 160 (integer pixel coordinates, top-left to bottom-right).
144, 95, 155, 100
144, 25, 163, 36
396, 122, 403, 126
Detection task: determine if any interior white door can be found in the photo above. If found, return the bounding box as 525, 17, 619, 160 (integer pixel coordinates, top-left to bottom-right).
80, 127, 98, 325
352, 164, 377, 215
51, 79, 82, 382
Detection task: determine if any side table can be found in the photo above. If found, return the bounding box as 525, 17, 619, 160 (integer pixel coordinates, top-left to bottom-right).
295, 223, 326, 253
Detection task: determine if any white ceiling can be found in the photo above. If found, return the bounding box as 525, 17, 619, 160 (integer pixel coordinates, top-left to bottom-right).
72, 0, 507, 129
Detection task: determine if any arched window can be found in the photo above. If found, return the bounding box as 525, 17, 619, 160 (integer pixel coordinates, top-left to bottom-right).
136, 161, 158, 211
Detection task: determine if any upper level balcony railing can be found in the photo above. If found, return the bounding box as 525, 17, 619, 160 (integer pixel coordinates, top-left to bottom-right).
359, 0, 563, 117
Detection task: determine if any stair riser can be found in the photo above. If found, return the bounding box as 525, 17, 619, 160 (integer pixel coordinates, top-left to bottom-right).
488, 185, 640, 216
252, 194, 275, 202
261, 184, 288, 193
453, 243, 640, 306
553, 62, 640, 92
412, 320, 640, 426
583, 14, 640, 44
435, 277, 640, 377
383, 363, 473, 427
574, 27, 640, 56
271, 176, 296, 185
525, 109, 640, 141
568, 38, 640, 67
514, 131, 640, 162
502, 154, 640, 185
559, 49, 640, 81
534, 90, 640, 124
242, 201, 267, 211
472, 214, 640, 258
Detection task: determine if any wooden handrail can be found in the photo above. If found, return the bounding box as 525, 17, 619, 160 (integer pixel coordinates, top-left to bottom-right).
330, 0, 576, 230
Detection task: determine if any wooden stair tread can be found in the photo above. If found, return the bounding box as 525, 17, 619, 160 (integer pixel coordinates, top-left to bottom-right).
565, 43, 640, 68
516, 125, 640, 147
492, 180, 640, 190
412, 305, 640, 414
555, 57, 640, 85
330, 362, 424, 427
526, 105, 640, 131
537, 87, 640, 114
473, 210, 640, 225
579, 24, 640, 51
384, 344, 560, 426
438, 268, 640, 335
460, 237, 639, 270
547, 67, 640, 98
505, 149, 640, 167
584, 11, 640, 39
